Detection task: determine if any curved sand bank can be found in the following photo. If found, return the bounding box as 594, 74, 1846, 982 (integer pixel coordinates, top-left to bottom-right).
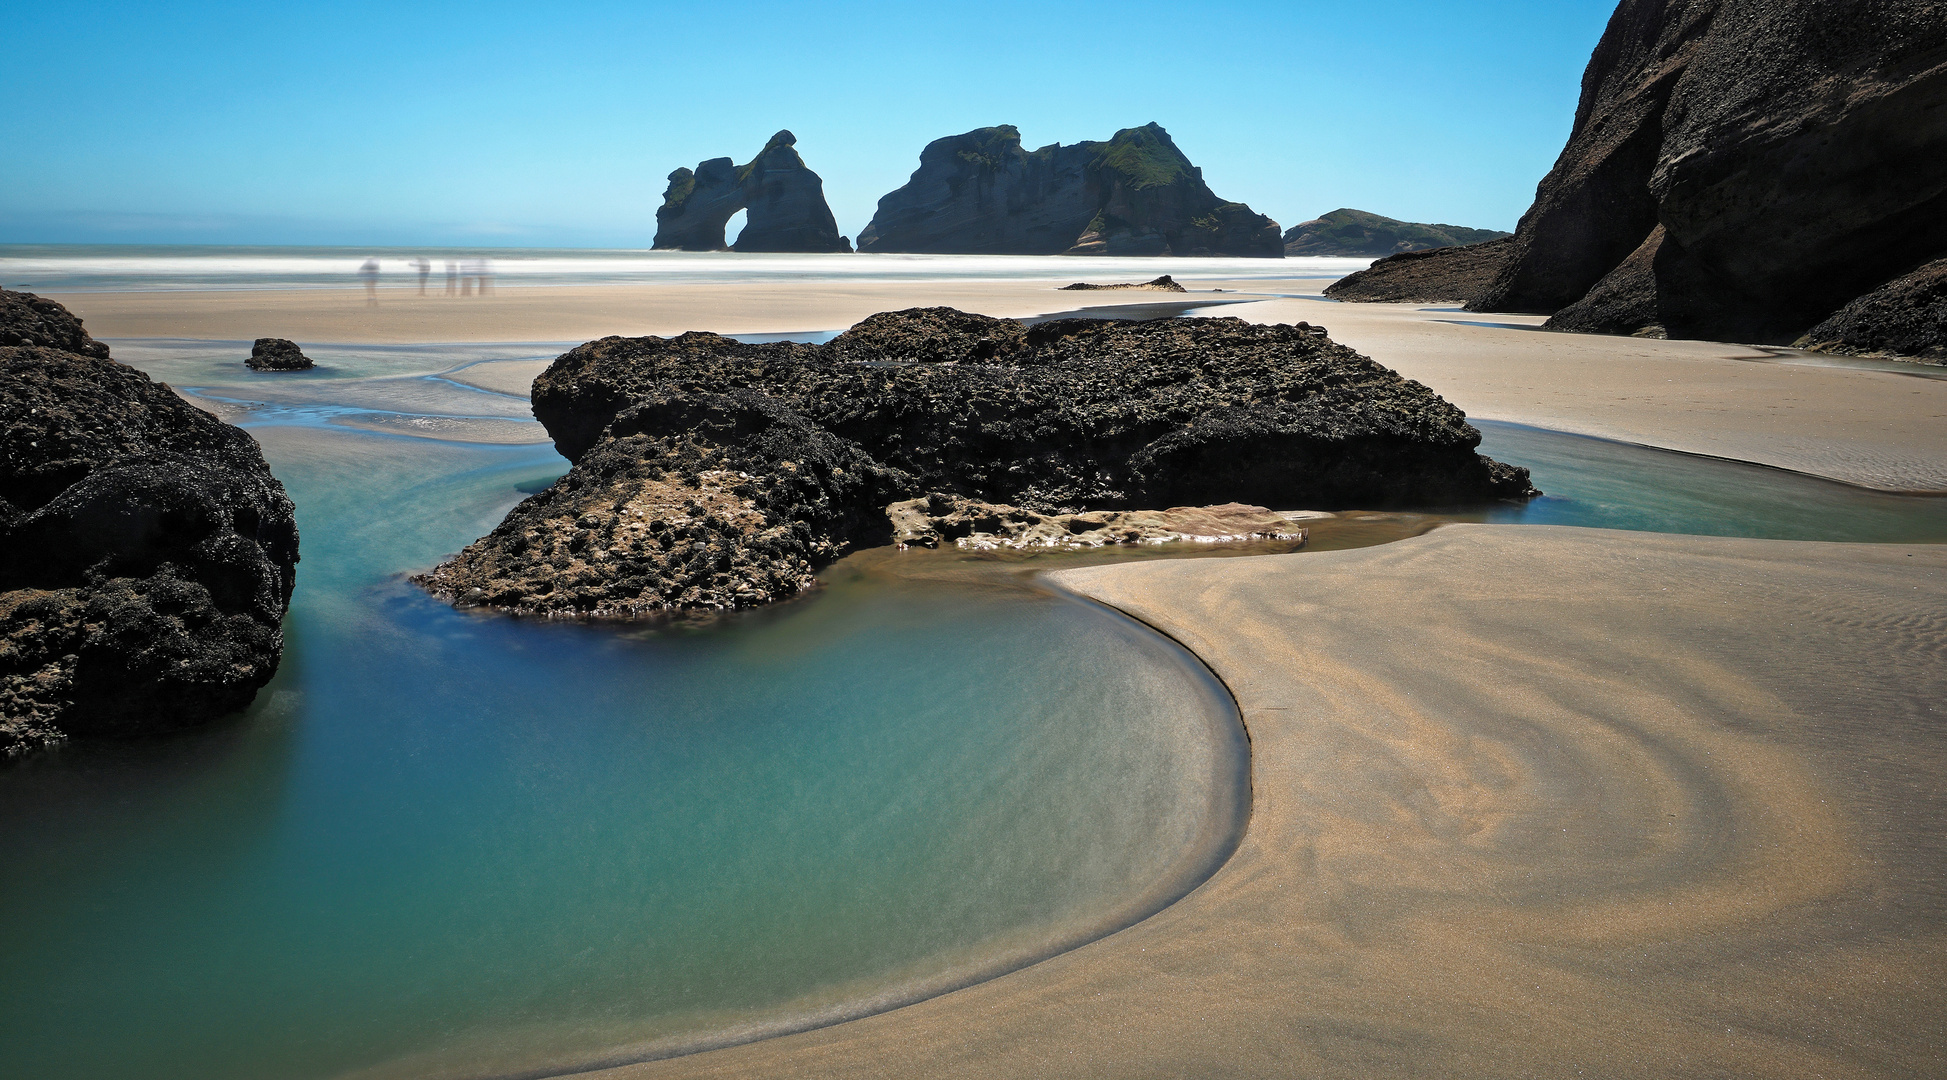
601, 526, 1947, 1079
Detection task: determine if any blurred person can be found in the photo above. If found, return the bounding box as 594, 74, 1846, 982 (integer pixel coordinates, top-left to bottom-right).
360, 258, 380, 305
410, 258, 431, 295
477, 258, 494, 296
445, 260, 457, 296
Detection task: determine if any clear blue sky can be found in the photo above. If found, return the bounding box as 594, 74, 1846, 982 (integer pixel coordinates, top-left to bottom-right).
1, 0, 1618, 247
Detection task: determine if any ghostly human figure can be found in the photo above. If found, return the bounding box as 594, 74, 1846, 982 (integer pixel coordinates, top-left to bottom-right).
360, 258, 380, 305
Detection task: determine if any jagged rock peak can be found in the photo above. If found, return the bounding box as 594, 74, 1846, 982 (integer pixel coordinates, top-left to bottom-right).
857, 123, 1282, 258
653, 131, 851, 254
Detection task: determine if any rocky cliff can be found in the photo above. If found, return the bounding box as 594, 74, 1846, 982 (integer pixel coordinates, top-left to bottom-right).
1324, 239, 1516, 305
856, 124, 1282, 257
1, 291, 299, 760
653, 131, 851, 253
1373, 0, 1947, 354
1283, 209, 1510, 257
417, 309, 1534, 618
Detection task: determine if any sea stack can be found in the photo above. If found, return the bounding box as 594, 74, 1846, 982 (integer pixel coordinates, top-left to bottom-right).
856, 124, 1283, 257
0, 289, 300, 760
1330, 0, 1947, 353
246, 337, 314, 371
416, 309, 1533, 619
653, 131, 852, 253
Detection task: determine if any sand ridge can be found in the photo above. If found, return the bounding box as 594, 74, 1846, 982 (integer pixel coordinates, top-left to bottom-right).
597, 526, 1947, 1079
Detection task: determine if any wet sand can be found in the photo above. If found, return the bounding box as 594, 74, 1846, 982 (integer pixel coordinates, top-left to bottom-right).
44, 281, 1193, 345
54, 281, 1947, 492
1218, 295, 1947, 493
598, 526, 1947, 1079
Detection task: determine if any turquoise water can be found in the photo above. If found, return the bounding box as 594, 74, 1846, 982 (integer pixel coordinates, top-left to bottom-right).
1475, 420, 1947, 543
0, 414, 1246, 1080
3, 340, 1943, 1080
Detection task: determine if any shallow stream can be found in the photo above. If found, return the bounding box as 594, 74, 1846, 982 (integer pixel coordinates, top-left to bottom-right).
2, 339, 1941, 1080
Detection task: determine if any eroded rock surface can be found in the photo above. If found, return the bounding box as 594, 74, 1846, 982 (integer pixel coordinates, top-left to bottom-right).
1795, 257, 1947, 362
1324, 239, 1515, 305
418, 309, 1534, 618
888, 494, 1310, 551
246, 338, 314, 371
1, 306, 299, 760
0, 288, 111, 357
1059, 275, 1187, 292
1370, 0, 1947, 345
856, 124, 1281, 257
653, 131, 851, 253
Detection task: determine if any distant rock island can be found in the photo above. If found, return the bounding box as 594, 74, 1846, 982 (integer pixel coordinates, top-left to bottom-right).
1327, 0, 1946, 360
417, 309, 1533, 618
654, 131, 851, 253
1282, 209, 1509, 257
856, 124, 1282, 257
1, 290, 299, 760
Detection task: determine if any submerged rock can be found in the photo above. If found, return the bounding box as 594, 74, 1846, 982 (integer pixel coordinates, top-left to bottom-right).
1, 299, 299, 761
1325, 238, 1515, 305
653, 131, 851, 253
1283, 209, 1510, 258
1794, 257, 1947, 363
1058, 275, 1187, 292
856, 124, 1282, 258
246, 337, 314, 371
1368, 0, 1947, 345
418, 309, 1534, 619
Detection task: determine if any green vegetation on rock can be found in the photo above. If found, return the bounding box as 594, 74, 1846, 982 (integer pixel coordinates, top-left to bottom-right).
1283, 208, 1510, 257
1089, 124, 1191, 190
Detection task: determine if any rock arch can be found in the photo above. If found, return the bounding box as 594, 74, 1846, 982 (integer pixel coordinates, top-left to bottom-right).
653, 131, 851, 253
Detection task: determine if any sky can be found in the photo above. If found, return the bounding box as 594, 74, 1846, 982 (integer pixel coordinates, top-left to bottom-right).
0, 0, 1620, 248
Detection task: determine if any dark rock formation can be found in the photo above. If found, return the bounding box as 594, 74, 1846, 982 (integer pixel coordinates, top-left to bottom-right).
0, 288, 111, 357
246, 338, 313, 371
1444, 0, 1947, 345
1794, 257, 1947, 361
1, 299, 299, 760
417, 309, 1534, 618
1058, 275, 1187, 292
1324, 239, 1515, 305
1283, 209, 1511, 257
856, 124, 1282, 257
653, 131, 851, 253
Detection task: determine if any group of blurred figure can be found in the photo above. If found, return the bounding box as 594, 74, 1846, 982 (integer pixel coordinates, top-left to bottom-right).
358, 258, 494, 304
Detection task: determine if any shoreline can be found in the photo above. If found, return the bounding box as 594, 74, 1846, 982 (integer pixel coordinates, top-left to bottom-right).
604, 525, 1947, 1079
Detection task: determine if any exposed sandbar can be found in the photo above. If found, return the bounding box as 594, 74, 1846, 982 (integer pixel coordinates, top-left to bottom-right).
599, 526, 1947, 1079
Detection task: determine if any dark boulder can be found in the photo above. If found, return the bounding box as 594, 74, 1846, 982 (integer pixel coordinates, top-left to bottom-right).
246, 337, 314, 371
1, 332, 298, 760
1389, 0, 1947, 345
1058, 275, 1188, 292
653, 131, 852, 253
0, 288, 111, 357
1795, 257, 1947, 361
420, 309, 1534, 619
1324, 238, 1515, 305
856, 124, 1282, 257
1284, 209, 1510, 257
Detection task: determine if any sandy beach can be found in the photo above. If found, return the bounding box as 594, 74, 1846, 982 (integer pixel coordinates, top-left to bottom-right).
53, 281, 1947, 492
597, 526, 1947, 1079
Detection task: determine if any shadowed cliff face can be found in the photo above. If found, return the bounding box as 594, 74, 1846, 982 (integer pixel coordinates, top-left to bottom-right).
856, 124, 1283, 258
653, 131, 852, 253
1439, 0, 1947, 349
